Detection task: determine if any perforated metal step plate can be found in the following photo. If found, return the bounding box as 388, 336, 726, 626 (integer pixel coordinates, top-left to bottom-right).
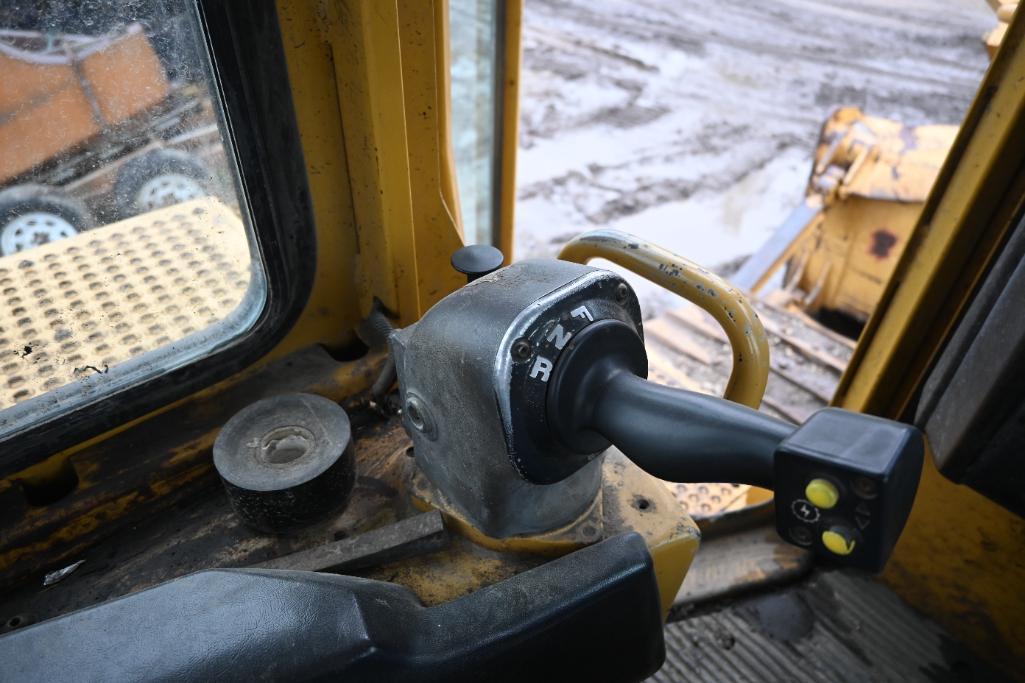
0, 198, 250, 410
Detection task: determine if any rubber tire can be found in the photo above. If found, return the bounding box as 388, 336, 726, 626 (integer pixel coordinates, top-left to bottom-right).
112, 148, 212, 219
0, 184, 96, 256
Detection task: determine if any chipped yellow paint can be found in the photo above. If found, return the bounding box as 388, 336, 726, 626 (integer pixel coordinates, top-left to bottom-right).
603, 452, 701, 617
409, 448, 700, 617
0, 490, 142, 572
739, 107, 956, 322
147, 463, 210, 498
409, 464, 602, 556
559, 229, 770, 409
0, 353, 382, 579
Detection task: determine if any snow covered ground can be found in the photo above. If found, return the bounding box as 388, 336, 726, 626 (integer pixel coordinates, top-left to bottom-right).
514, 0, 994, 317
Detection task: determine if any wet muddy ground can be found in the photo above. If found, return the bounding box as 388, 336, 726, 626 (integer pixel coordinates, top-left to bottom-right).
515, 0, 993, 316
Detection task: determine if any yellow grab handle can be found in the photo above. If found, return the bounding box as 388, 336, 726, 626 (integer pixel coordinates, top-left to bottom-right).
558, 229, 770, 409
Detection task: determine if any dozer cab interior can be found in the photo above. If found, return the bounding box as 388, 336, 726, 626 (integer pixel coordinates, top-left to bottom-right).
0, 1, 1024, 681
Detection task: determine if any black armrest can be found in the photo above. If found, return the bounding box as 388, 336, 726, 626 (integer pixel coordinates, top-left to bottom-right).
1, 532, 664, 682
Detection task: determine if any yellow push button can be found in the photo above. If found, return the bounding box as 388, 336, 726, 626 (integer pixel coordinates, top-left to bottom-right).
822, 528, 856, 556
805, 478, 839, 510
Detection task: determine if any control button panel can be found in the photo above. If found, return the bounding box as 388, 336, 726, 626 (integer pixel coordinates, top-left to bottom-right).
773, 408, 924, 572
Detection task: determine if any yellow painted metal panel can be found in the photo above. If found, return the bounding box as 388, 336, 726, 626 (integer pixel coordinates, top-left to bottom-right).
434, 0, 465, 234
330, 0, 420, 323
271, 0, 364, 353
270, 0, 470, 338
496, 0, 522, 261
834, 17, 1025, 417
801, 198, 922, 320
882, 458, 1025, 677
397, 0, 470, 310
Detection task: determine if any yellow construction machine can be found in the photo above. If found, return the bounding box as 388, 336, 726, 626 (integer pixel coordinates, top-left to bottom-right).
735, 109, 957, 336
738, 4, 1015, 338
986, 0, 1020, 56
0, 2, 1023, 682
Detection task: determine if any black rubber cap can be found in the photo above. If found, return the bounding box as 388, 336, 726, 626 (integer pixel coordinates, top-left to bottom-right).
451, 244, 504, 282
213, 393, 356, 534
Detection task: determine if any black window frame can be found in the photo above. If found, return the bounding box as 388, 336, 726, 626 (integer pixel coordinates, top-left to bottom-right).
0, 0, 315, 475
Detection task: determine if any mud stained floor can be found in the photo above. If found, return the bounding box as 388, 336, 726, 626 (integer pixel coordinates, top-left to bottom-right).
516, 0, 993, 317
650, 570, 1010, 682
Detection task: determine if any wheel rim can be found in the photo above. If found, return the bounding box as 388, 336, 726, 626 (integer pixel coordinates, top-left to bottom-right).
0, 211, 78, 254
136, 173, 206, 211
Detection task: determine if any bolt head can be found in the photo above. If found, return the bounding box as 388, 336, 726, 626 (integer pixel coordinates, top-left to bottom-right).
615, 282, 630, 303
512, 338, 532, 362
405, 397, 426, 431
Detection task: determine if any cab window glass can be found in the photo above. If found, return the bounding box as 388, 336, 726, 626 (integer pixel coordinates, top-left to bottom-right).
0, 1, 264, 429
450, 0, 499, 246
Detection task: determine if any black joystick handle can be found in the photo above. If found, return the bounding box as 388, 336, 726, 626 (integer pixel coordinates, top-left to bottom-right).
451, 244, 505, 282
596, 376, 792, 488
547, 319, 924, 571
548, 320, 791, 488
